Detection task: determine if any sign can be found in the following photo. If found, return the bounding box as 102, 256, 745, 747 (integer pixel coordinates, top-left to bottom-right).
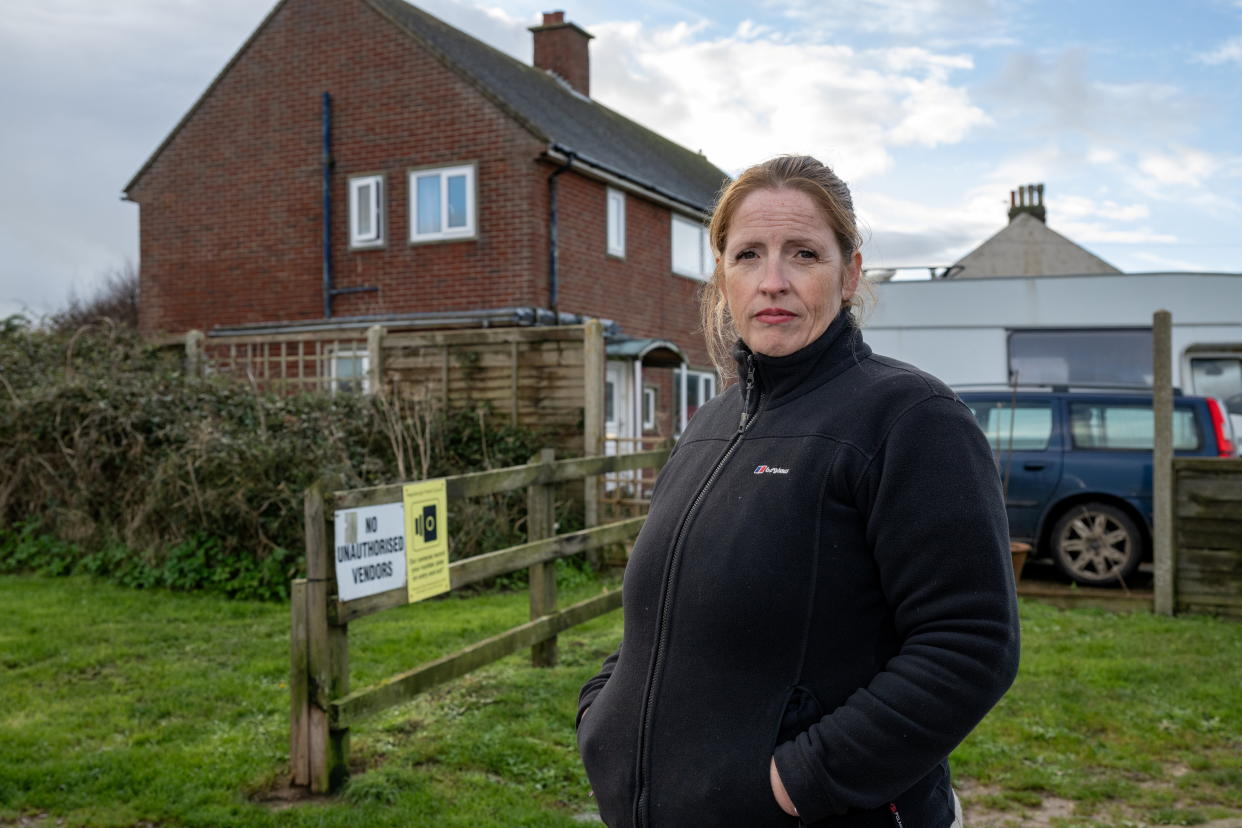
333, 501, 407, 602
403, 479, 451, 603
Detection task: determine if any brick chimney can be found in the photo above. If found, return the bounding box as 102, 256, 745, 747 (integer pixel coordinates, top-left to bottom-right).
1008, 183, 1047, 223
529, 11, 594, 96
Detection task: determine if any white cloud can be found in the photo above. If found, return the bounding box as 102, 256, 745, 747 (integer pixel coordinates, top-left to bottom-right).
1130, 251, 1216, 272
1195, 35, 1242, 65
1139, 146, 1221, 187
764, 0, 1016, 45
589, 21, 988, 179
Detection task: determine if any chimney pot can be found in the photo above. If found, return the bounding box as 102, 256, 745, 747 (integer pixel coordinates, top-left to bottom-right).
1007, 182, 1048, 224
530, 10, 594, 96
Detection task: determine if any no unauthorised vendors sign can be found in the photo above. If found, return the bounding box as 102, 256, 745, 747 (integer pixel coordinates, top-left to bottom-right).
333, 501, 407, 602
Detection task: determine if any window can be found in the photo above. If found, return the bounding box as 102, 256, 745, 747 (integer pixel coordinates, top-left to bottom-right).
607, 188, 625, 257
1008, 329, 1152, 387
349, 175, 384, 247
1069, 403, 1200, 450
1189, 356, 1242, 416
330, 349, 369, 395
409, 164, 476, 242
966, 401, 1054, 451
643, 386, 656, 430
604, 379, 616, 425
674, 369, 717, 426
671, 214, 712, 280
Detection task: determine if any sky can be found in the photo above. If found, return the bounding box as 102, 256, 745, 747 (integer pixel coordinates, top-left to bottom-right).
2, 0, 1241, 320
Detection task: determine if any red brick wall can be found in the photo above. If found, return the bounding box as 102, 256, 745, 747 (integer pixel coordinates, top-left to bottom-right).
130, 0, 545, 336
530, 17, 591, 96
551, 170, 712, 370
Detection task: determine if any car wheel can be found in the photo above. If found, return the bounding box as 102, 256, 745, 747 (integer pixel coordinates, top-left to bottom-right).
1050, 502, 1143, 587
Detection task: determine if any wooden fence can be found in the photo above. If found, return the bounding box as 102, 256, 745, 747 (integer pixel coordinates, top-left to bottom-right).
1173, 458, 1242, 619
185, 322, 606, 460
289, 447, 668, 793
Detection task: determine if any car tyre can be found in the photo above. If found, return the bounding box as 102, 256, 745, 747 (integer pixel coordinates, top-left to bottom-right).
1050, 502, 1143, 587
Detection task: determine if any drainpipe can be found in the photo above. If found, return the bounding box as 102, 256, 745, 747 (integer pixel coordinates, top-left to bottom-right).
321, 91, 377, 319
322, 92, 334, 320
547, 151, 575, 324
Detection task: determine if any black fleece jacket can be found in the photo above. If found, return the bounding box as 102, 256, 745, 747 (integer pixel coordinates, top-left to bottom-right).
577, 311, 1020, 827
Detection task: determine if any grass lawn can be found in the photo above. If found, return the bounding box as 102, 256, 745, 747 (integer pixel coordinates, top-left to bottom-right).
1, 573, 1240, 827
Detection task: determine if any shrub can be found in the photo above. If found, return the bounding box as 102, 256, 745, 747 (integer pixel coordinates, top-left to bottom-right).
0, 322, 555, 600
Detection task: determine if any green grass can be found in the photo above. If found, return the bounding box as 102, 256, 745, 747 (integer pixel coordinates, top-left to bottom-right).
2, 575, 1240, 827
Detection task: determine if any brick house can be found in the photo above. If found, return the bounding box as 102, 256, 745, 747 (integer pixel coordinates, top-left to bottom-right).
122, 0, 728, 443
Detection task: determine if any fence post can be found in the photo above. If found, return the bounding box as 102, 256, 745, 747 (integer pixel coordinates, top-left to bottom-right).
185, 329, 205, 377
528, 448, 558, 667
304, 483, 351, 792
583, 320, 605, 567
289, 578, 311, 786
1153, 310, 1175, 615
367, 325, 385, 395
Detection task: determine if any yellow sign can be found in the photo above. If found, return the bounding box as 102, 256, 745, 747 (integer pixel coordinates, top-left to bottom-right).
403, 479, 451, 603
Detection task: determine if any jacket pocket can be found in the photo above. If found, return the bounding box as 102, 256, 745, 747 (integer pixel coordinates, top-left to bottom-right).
777, 685, 825, 745
576, 681, 636, 827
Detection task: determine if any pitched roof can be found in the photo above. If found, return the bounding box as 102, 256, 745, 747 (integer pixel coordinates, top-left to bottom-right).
951, 213, 1121, 278
367, 0, 726, 212
125, 0, 728, 212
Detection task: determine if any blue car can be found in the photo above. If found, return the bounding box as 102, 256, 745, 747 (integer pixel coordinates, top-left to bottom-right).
956, 387, 1237, 586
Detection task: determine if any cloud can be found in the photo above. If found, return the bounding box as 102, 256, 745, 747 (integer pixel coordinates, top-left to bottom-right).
1138, 146, 1221, 187
589, 20, 988, 179
763, 0, 1016, 45
986, 49, 1195, 145
1195, 35, 1242, 65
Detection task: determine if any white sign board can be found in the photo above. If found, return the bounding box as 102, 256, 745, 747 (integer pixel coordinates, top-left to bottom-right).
333, 502, 407, 602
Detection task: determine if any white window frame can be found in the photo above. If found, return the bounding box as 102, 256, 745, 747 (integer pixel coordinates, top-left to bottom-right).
642, 386, 656, 430
671, 213, 712, 280
349, 174, 384, 248
607, 187, 626, 257
329, 349, 370, 395
408, 163, 477, 243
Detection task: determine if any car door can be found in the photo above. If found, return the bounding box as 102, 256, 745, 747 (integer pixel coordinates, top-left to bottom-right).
962, 394, 1064, 541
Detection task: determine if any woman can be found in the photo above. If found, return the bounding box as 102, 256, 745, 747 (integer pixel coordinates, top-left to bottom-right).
577, 156, 1019, 827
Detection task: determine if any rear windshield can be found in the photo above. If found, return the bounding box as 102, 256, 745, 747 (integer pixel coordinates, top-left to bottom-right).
1068, 403, 1200, 450
966, 401, 1054, 451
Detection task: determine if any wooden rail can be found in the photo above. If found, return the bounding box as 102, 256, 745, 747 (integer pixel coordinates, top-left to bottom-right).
289, 447, 668, 793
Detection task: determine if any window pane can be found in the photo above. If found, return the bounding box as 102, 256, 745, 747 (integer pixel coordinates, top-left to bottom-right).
672, 217, 703, 277
1069, 403, 1200, 450
417, 175, 441, 235
967, 401, 1053, 451
446, 174, 467, 229
701, 229, 713, 277
1191, 357, 1242, 415
1009, 329, 1153, 386
356, 183, 373, 238
605, 380, 615, 423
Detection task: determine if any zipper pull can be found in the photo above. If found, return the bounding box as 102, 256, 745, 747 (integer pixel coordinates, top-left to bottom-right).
739, 355, 756, 432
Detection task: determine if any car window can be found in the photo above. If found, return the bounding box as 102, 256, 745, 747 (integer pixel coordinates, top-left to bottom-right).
1189, 357, 1242, 416
966, 401, 1054, 451
1068, 403, 1200, 450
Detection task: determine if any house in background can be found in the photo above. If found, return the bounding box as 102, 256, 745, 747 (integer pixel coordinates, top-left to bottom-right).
949, 184, 1121, 279
122, 0, 728, 445
863, 185, 1242, 435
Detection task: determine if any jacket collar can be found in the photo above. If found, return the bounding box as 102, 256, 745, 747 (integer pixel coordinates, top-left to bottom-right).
731, 309, 872, 409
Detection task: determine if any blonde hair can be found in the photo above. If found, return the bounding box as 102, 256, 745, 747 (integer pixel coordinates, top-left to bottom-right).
699, 155, 868, 381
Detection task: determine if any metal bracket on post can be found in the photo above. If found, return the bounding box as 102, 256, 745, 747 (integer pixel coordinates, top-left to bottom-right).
528, 448, 558, 667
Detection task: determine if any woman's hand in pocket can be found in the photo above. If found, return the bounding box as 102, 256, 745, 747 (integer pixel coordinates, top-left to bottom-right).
770, 757, 798, 817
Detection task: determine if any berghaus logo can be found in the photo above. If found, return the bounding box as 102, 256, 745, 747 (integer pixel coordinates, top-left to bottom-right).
754, 465, 790, 475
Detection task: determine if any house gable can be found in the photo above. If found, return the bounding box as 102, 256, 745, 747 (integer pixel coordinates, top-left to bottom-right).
126, 0, 548, 335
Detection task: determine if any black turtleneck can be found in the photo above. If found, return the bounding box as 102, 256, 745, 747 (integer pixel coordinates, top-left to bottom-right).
578, 313, 1020, 828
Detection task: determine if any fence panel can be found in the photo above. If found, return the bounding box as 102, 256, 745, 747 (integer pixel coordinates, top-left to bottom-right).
1174, 458, 1242, 619
290, 448, 667, 792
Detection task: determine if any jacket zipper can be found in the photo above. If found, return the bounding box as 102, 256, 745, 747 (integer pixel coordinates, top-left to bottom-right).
634, 356, 761, 827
